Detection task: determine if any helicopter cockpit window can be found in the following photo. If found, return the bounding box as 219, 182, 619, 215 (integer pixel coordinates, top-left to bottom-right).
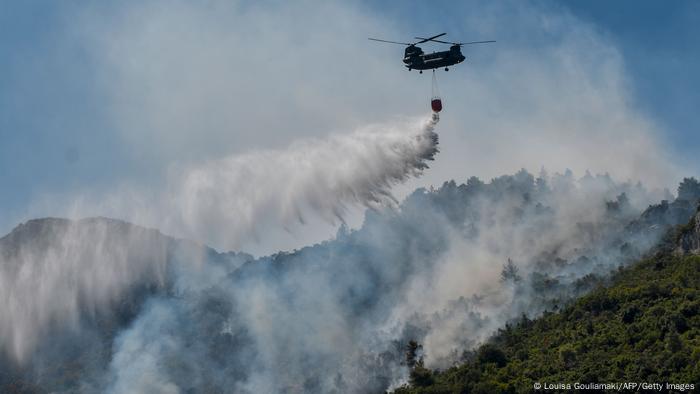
405, 47, 423, 56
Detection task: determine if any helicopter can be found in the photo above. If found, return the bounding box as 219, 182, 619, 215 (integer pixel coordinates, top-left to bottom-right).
368, 33, 495, 73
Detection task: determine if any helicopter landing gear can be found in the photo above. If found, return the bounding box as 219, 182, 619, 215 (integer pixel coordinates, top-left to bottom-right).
445, 67, 449, 71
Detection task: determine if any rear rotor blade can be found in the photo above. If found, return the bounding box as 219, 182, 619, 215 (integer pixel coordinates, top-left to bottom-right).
368, 38, 410, 45
457, 40, 497, 45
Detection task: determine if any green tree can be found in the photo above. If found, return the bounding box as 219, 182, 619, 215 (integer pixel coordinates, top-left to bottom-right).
405, 341, 434, 387
500, 258, 521, 283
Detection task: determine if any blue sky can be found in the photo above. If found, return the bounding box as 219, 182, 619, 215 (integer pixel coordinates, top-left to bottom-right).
1, 0, 698, 242
566, 1, 700, 154
0, 2, 126, 219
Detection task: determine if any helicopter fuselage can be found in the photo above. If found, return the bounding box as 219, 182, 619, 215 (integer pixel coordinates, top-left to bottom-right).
368, 33, 493, 71
403, 44, 465, 70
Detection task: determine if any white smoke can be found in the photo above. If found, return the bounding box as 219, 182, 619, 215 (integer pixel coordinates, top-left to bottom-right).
98, 170, 678, 394
387, 172, 648, 368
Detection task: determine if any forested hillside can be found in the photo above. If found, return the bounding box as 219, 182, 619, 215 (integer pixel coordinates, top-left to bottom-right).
395, 210, 700, 394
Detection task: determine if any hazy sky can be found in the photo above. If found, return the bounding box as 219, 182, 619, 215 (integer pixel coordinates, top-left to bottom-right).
1, 0, 698, 251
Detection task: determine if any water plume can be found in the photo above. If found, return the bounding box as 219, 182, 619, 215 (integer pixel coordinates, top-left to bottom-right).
169, 115, 439, 250
0, 115, 439, 365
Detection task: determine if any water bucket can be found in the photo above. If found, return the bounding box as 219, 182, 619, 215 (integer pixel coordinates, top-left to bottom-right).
431, 98, 442, 112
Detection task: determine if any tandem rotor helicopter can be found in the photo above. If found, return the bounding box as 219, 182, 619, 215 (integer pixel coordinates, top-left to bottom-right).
368, 33, 495, 73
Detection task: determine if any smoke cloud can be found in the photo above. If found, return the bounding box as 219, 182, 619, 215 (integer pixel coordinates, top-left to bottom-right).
4, 169, 694, 394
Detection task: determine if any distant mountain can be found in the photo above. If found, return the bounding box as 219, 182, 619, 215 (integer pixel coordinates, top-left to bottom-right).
0, 217, 251, 393
1, 172, 698, 393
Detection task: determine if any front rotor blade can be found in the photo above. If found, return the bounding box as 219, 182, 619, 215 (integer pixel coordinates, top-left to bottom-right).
415, 37, 452, 44
368, 38, 410, 45
415, 37, 497, 46
415, 32, 446, 44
